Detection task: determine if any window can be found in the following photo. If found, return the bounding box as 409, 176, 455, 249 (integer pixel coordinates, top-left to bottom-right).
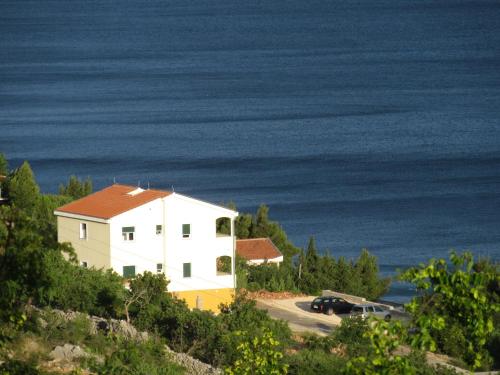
123, 265, 136, 278
183, 263, 191, 278
80, 223, 87, 239
374, 306, 384, 312
215, 217, 231, 236
157, 263, 163, 273
156, 225, 162, 235
216, 256, 232, 275
122, 226, 135, 241
182, 224, 190, 238
81, 261, 88, 268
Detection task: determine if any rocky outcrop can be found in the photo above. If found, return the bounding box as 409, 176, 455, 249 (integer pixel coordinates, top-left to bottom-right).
33, 307, 149, 342
165, 346, 222, 375
49, 343, 89, 362
32, 307, 219, 375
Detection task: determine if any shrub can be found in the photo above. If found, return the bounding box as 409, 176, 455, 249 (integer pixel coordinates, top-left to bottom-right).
286, 349, 346, 375
88, 339, 184, 375
224, 329, 288, 375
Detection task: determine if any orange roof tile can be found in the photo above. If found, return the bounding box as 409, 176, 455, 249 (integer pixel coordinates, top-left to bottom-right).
55, 184, 171, 220
236, 238, 283, 261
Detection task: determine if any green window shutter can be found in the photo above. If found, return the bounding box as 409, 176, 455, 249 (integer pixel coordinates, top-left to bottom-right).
183, 263, 191, 278
123, 265, 136, 278
122, 226, 135, 233
182, 224, 190, 237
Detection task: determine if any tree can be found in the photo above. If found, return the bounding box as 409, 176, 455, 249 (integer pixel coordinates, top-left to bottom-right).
6, 161, 40, 214
304, 237, 319, 273
401, 251, 500, 369
58, 175, 93, 200
354, 249, 390, 301
0, 206, 51, 318
0, 153, 8, 176
125, 272, 168, 323
235, 213, 252, 239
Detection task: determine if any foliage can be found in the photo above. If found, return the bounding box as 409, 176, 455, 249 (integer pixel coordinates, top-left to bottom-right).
224, 328, 288, 375
345, 318, 415, 375
0, 153, 8, 177
0, 359, 58, 375
88, 339, 185, 375
125, 272, 168, 323
331, 316, 371, 358
39, 251, 125, 318
286, 349, 346, 375
0, 206, 56, 319
235, 205, 300, 260
246, 262, 297, 293
400, 251, 500, 369
5, 161, 40, 215
58, 175, 93, 200
34, 194, 72, 248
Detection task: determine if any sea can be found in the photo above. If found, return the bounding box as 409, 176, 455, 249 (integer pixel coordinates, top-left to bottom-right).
1, 0, 500, 303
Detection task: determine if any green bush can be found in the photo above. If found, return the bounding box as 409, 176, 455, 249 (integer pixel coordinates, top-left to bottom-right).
40, 252, 125, 318
88, 339, 184, 375
331, 317, 370, 358
286, 349, 346, 375
0, 359, 50, 375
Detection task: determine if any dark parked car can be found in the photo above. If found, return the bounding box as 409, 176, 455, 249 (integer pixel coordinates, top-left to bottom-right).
310, 296, 354, 315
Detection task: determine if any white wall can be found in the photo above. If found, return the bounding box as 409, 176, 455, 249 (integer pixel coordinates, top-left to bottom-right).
164, 193, 237, 292
107, 193, 238, 292
110, 199, 165, 276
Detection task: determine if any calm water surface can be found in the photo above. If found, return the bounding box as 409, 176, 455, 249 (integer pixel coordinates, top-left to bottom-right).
2, 0, 500, 302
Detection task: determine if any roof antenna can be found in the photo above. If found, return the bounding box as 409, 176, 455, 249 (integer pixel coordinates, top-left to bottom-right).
171, 185, 175, 192
147, 181, 150, 189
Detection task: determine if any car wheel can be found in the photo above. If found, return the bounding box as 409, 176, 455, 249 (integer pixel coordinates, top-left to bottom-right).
326, 307, 333, 316
385, 314, 391, 321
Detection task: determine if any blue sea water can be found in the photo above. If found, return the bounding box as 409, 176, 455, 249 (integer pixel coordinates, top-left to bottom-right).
1, 0, 500, 302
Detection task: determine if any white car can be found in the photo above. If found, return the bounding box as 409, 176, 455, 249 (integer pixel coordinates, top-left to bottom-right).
350, 304, 391, 321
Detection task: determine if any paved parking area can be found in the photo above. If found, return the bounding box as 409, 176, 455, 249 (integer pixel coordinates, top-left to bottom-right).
256, 296, 409, 336
255, 297, 340, 336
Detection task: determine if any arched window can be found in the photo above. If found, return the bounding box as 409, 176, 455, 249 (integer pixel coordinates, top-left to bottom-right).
215, 217, 231, 237
216, 256, 232, 276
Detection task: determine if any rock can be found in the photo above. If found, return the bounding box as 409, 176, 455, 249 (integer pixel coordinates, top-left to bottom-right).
50, 344, 88, 362
109, 319, 138, 339
165, 346, 222, 375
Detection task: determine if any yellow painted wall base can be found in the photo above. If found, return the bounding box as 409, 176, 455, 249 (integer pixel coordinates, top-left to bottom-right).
172, 288, 235, 313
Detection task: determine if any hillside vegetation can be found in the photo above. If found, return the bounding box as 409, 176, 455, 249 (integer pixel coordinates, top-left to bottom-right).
0, 154, 498, 374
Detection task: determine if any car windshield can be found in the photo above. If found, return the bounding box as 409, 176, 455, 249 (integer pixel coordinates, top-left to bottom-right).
313, 298, 323, 303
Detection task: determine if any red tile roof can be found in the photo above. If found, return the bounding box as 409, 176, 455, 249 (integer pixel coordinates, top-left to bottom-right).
236, 238, 283, 261
55, 184, 171, 220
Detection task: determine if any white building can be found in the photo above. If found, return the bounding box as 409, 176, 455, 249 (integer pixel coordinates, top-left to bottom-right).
54, 184, 238, 311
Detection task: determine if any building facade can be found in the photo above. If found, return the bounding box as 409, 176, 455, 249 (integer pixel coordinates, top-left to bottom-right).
55, 184, 238, 312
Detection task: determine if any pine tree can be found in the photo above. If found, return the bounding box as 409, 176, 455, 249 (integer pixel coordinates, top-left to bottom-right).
304, 236, 319, 273
0, 153, 8, 176
7, 161, 40, 214
59, 175, 93, 200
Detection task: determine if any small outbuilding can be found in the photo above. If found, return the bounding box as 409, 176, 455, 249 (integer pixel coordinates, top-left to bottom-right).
236, 238, 283, 266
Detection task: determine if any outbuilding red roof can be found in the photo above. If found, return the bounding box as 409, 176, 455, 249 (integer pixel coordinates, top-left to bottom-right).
236, 238, 283, 261
55, 184, 171, 220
